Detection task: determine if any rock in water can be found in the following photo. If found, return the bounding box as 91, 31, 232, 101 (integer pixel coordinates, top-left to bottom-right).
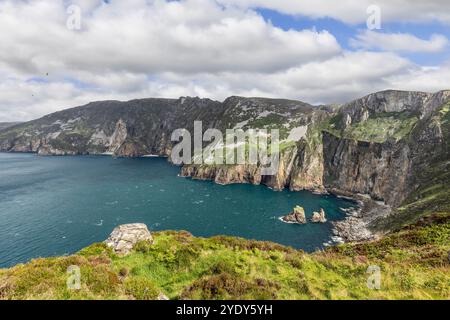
105, 223, 153, 255
281, 206, 307, 224
311, 208, 327, 223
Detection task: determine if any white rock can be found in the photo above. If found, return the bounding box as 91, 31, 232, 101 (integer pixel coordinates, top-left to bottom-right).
105, 223, 153, 255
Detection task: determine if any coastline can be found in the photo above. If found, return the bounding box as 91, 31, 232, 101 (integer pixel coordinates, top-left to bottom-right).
327, 188, 392, 243
1, 151, 392, 248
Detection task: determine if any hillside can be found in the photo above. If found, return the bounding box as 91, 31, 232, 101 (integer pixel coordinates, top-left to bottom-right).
0, 122, 22, 131
0, 214, 448, 300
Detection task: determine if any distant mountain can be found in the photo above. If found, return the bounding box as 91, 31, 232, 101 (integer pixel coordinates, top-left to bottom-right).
0, 122, 22, 131
0, 96, 322, 157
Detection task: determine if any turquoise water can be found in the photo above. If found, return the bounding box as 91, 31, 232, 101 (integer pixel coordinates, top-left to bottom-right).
0, 153, 356, 268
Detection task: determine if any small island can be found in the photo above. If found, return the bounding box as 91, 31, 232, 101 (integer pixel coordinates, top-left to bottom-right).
281, 206, 327, 224
281, 206, 307, 224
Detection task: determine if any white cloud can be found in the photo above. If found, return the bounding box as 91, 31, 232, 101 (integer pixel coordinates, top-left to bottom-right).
0, 51, 425, 121
217, 0, 450, 25
153, 51, 413, 104
350, 31, 449, 53
0, 0, 340, 77
388, 62, 450, 92
0, 0, 448, 122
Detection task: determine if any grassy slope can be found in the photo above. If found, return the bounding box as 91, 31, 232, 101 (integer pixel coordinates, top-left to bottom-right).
1, 216, 448, 300
323, 111, 419, 143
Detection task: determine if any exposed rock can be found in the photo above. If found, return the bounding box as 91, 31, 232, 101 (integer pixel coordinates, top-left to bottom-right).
333, 216, 374, 242
323, 132, 412, 207
281, 206, 307, 224
311, 208, 327, 223
105, 223, 153, 255
331, 194, 391, 242
158, 293, 170, 300
182, 164, 262, 186
38, 144, 78, 156
107, 119, 128, 154
344, 114, 352, 127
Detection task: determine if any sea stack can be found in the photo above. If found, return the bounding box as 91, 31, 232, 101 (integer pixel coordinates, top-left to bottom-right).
281, 206, 307, 224
311, 208, 327, 223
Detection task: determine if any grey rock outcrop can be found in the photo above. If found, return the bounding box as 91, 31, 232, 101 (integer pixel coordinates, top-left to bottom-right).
105, 223, 153, 255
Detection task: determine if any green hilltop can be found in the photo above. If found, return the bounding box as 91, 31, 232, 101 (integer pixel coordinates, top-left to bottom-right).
1, 213, 448, 300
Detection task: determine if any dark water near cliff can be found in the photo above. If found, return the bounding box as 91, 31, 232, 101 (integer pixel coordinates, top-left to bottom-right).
0, 153, 356, 268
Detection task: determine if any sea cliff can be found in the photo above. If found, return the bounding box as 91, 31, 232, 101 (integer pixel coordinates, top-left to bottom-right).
1, 90, 449, 237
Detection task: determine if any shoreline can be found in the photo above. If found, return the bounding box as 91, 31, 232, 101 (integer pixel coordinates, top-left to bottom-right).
327, 188, 392, 243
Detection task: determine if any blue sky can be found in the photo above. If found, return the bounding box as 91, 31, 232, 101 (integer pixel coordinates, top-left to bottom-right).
257, 8, 450, 66
0, 0, 449, 121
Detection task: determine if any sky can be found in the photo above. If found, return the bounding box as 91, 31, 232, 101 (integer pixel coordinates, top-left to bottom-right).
0, 0, 449, 121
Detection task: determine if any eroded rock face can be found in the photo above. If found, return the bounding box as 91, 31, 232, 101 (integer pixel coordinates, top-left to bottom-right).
181, 164, 262, 186
105, 223, 153, 255
182, 138, 326, 193
107, 119, 128, 154
38, 144, 78, 156
323, 133, 412, 206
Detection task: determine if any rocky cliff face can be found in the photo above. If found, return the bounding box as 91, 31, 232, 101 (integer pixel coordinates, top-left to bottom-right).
322, 90, 449, 207
323, 133, 411, 206
0, 97, 224, 157
1, 90, 448, 213
179, 98, 330, 192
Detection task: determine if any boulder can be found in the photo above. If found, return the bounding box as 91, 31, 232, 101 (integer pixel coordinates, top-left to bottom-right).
281, 206, 307, 224
311, 208, 327, 223
105, 223, 153, 255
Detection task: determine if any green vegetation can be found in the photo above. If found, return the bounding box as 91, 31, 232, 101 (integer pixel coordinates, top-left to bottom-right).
371, 159, 450, 233
1, 218, 448, 300
324, 111, 419, 143
439, 103, 449, 119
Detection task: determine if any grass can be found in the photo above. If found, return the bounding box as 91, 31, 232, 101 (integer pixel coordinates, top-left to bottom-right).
323, 111, 419, 143
1, 219, 448, 300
